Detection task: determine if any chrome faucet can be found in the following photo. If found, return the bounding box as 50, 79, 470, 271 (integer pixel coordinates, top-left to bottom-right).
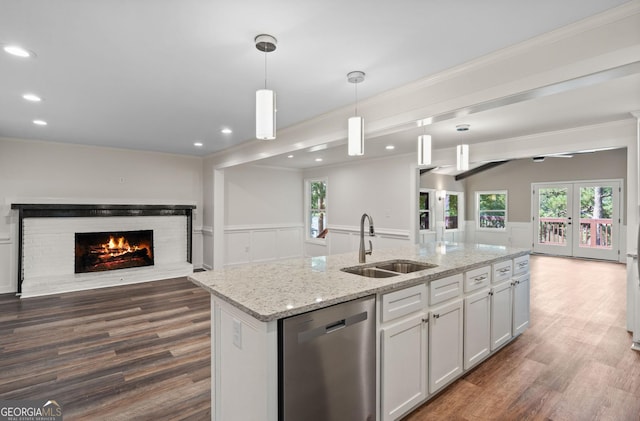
359, 213, 375, 263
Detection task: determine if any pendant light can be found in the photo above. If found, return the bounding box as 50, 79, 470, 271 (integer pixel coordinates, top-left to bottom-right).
455, 124, 470, 171
418, 134, 432, 166
347, 71, 365, 156
255, 34, 277, 140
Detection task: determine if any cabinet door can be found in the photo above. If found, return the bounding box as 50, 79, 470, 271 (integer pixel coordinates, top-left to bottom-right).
513, 274, 530, 336
464, 289, 491, 370
490, 280, 512, 350
381, 313, 428, 421
429, 299, 463, 394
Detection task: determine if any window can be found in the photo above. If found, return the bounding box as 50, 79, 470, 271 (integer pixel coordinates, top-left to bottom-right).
476, 191, 507, 230
444, 192, 460, 230
306, 178, 327, 241
419, 189, 434, 231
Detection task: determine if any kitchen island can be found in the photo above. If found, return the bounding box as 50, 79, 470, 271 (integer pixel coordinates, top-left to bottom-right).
189, 242, 531, 421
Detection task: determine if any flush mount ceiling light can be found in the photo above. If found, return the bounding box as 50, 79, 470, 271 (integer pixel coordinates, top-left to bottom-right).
385, 145, 395, 150
32, 119, 47, 126
347, 71, 365, 156
220, 128, 232, 134
3, 44, 35, 58
255, 34, 277, 140
193, 142, 204, 147
455, 124, 470, 171
22, 93, 42, 102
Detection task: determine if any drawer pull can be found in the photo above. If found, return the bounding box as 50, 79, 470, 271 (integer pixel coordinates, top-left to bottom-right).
518, 262, 528, 268
474, 275, 487, 283
498, 268, 511, 274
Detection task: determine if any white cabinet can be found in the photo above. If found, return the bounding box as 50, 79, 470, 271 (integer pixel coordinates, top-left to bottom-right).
512, 273, 530, 336
429, 273, 462, 305
490, 280, 513, 350
381, 313, 428, 421
492, 260, 512, 284
463, 289, 491, 370
464, 266, 491, 293
429, 299, 463, 394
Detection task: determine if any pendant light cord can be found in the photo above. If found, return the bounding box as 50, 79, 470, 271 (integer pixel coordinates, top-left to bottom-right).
263, 48, 268, 89
354, 81, 358, 116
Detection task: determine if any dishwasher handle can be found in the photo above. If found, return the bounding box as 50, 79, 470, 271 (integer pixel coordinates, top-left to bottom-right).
298, 311, 368, 343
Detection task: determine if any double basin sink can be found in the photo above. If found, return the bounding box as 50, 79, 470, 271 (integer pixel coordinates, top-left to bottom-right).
341, 259, 438, 278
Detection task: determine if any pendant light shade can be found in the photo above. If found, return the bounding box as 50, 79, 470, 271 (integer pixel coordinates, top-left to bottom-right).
255, 34, 277, 140
256, 89, 276, 140
348, 116, 364, 156
456, 144, 469, 171
418, 134, 432, 166
347, 71, 365, 156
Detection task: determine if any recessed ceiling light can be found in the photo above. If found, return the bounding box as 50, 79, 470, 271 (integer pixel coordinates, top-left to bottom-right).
193, 142, 204, 147
3, 45, 34, 58
385, 145, 395, 150
315, 158, 323, 162
22, 93, 42, 102
32, 119, 47, 126
221, 128, 232, 134
287, 155, 294, 158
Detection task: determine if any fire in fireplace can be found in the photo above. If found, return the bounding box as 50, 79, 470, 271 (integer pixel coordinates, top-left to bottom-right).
75, 230, 154, 273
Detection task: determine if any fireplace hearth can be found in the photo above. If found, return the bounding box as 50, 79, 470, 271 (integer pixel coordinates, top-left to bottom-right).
75, 230, 154, 273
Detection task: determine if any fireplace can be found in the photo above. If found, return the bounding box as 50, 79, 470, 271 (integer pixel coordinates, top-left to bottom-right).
75, 230, 154, 273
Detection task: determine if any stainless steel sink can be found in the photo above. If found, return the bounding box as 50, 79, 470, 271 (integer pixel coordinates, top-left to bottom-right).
341, 266, 399, 278
341, 259, 437, 278
374, 260, 437, 274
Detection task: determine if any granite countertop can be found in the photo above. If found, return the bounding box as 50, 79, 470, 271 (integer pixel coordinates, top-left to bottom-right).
189, 242, 530, 322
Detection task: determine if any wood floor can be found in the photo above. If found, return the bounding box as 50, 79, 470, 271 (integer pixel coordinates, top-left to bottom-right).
0, 256, 638, 420
0, 278, 211, 420
406, 256, 640, 421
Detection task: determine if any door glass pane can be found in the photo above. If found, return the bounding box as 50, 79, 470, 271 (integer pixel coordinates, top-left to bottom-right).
578, 186, 613, 249
538, 188, 568, 246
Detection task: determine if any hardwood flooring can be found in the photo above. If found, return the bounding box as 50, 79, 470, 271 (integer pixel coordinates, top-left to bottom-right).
0, 256, 638, 420
405, 256, 640, 421
0, 278, 211, 420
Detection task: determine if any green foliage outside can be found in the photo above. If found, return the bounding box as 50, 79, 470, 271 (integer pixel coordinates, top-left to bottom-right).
311, 181, 326, 210
478, 193, 506, 229
539, 187, 612, 219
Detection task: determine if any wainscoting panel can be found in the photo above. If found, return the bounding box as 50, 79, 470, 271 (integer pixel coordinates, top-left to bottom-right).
224, 225, 303, 267
0, 235, 14, 294
327, 225, 411, 256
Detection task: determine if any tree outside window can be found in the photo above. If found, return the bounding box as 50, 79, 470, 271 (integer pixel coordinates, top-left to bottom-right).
308, 179, 327, 240
445, 193, 459, 230
419, 189, 433, 230
477, 191, 507, 230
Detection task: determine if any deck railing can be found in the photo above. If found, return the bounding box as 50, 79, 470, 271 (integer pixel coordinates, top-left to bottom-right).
538, 217, 613, 249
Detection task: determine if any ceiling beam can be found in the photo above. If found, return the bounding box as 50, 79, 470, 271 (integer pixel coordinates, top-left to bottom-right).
455, 161, 509, 181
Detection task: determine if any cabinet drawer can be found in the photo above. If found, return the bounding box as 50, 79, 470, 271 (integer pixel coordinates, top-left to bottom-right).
381, 283, 427, 323
464, 266, 491, 293
513, 255, 530, 275
429, 274, 462, 305
492, 260, 513, 284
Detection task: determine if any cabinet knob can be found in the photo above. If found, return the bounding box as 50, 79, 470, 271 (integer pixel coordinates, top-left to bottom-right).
422, 318, 429, 324
433, 314, 440, 319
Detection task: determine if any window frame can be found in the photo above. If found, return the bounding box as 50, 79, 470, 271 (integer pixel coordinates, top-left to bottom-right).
305, 177, 328, 244
419, 188, 435, 232
443, 191, 463, 232
475, 190, 508, 231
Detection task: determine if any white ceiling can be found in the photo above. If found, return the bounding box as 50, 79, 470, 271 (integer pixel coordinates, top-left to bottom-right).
0, 0, 637, 166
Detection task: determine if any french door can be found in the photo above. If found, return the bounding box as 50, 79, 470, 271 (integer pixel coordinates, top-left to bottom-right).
532, 180, 621, 261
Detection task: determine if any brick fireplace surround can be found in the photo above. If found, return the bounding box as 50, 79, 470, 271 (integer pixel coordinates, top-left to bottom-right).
11, 203, 195, 297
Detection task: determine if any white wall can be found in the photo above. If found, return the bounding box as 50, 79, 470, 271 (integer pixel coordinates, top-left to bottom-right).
303, 154, 416, 256
0, 137, 203, 293
223, 164, 304, 266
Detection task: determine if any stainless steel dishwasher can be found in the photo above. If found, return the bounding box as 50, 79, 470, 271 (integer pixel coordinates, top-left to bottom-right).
279, 295, 376, 421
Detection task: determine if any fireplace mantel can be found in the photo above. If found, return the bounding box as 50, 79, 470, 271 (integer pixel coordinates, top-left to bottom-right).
11, 203, 196, 295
